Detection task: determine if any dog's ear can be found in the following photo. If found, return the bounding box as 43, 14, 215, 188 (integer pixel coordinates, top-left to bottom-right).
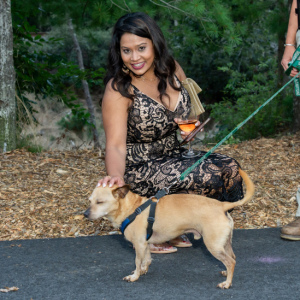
112, 185, 131, 199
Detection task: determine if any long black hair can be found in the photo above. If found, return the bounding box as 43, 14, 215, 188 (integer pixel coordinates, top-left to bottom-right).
103, 12, 181, 102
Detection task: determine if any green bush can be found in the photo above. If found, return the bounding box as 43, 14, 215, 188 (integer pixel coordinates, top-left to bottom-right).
209, 60, 294, 142
57, 109, 92, 132
16, 135, 43, 153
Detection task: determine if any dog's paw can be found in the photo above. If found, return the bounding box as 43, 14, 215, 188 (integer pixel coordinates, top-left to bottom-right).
123, 274, 139, 282
140, 267, 148, 275
217, 281, 232, 289
220, 270, 227, 277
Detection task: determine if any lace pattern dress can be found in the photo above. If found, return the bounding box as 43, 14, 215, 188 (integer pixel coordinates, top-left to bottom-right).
124, 81, 244, 202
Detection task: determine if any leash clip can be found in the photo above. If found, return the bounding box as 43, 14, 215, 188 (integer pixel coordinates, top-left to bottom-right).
165, 177, 181, 194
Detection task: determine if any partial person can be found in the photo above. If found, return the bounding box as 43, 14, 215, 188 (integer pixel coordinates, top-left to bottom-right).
98, 12, 245, 253
281, 0, 300, 240
281, 0, 300, 76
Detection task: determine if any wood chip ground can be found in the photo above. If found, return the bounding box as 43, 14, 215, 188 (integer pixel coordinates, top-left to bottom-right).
0, 133, 299, 241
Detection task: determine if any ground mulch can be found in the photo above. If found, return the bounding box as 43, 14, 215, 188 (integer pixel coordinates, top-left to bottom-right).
0, 132, 299, 241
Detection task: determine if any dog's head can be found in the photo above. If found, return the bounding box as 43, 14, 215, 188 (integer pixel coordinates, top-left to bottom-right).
84, 185, 130, 220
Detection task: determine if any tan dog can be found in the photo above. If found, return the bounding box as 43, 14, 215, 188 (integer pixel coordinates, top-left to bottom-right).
84, 168, 254, 289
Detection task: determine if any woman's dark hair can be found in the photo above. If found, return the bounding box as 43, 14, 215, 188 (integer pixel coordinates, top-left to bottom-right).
103, 12, 181, 102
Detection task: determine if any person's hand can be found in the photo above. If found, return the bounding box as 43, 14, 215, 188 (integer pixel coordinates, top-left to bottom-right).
174, 118, 202, 141
97, 175, 125, 188
281, 46, 299, 77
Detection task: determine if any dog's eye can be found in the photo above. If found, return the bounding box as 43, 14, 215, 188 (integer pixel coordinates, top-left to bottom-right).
96, 201, 103, 204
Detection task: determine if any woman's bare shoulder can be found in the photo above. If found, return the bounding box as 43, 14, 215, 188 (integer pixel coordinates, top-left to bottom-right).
103, 78, 131, 107
104, 78, 118, 94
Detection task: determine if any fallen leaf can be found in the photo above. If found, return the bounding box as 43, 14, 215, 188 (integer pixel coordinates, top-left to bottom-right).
56, 169, 69, 175
0, 286, 19, 293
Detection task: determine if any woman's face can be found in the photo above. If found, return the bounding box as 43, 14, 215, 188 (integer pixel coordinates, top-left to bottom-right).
120, 33, 155, 77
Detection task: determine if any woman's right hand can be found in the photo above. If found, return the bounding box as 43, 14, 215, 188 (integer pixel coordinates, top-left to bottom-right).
97, 175, 125, 188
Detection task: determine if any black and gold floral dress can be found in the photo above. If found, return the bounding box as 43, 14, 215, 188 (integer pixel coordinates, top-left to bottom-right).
124, 80, 243, 202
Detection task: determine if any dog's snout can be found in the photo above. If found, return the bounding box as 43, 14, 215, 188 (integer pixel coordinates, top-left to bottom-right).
84, 208, 90, 219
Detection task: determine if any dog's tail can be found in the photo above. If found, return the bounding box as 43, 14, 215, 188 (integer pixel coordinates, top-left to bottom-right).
222, 168, 255, 212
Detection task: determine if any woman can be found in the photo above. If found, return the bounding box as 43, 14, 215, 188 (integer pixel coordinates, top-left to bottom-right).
98, 12, 244, 253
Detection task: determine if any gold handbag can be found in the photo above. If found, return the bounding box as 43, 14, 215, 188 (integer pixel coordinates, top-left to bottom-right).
181, 78, 205, 116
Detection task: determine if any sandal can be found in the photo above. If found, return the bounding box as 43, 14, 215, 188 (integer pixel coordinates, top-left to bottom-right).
150, 243, 177, 254
169, 235, 192, 248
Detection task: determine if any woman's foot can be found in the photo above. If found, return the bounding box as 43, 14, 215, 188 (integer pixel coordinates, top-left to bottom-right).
149, 243, 177, 254
169, 235, 192, 248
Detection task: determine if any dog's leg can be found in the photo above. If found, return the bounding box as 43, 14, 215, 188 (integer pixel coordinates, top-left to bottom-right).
123, 241, 148, 282
140, 244, 152, 275
225, 234, 236, 260
206, 244, 236, 289
219, 237, 236, 278
220, 214, 236, 278
227, 216, 236, 262
203, 228, 236, 289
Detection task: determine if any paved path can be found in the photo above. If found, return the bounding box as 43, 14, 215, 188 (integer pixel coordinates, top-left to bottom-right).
1, 228, 299, 300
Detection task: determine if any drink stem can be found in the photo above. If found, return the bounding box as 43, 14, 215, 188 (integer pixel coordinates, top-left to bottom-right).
188, 141, 193, 154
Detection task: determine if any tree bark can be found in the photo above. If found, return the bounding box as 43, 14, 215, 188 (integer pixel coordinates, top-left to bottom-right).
68, 18, 101, 149
0, 0, 16, 152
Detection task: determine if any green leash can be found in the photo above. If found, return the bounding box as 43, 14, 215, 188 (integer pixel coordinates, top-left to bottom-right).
178, 69, 300, 182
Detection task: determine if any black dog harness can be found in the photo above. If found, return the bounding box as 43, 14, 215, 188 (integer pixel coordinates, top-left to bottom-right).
120, 189, 168, 240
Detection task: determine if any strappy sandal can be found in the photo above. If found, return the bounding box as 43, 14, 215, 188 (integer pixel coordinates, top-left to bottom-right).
169, 235, 192, 248
150, 243, 178, 254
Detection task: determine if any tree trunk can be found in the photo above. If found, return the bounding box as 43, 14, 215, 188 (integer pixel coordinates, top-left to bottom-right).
68, 18, 101, 149
0, 0, 16, 152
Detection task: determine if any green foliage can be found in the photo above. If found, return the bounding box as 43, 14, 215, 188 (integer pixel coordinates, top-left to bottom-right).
89, 0, 245, 51
12, 12, 105, 133
209, 60, 294, 142
11, 0, 294, 143
57, 109, 93, 133
16, 135, 43, 153
198, 0, 293, 141
166, 0, 282, 103
38, 25, 110, 73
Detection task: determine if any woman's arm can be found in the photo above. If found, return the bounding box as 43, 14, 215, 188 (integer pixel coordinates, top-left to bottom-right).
282, 0, 299, 76
99, 79, 131, 187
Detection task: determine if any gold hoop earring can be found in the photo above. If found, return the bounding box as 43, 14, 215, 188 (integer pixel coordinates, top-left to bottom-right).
122, 64, 130, 74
